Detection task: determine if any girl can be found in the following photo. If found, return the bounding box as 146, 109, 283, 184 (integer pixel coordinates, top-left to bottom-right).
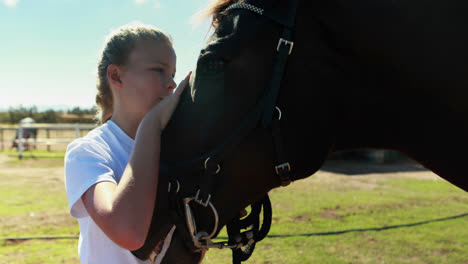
64, 22, 194, 264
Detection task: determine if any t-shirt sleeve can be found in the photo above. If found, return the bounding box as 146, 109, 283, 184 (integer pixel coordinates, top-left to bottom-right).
64, 139, 117, 218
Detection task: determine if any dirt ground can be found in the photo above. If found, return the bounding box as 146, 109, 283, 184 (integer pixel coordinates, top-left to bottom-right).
315, 158, 443, 190
0, 153, 443, 190
0, 154, 65, 187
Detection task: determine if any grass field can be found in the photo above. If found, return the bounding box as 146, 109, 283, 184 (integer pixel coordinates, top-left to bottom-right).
0, 151, 467, 264
0, 151, 79, 264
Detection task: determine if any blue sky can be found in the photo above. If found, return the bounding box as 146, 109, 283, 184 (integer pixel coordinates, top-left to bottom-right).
0, 0, 212, 111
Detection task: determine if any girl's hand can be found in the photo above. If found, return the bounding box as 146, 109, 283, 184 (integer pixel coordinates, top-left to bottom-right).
149, 71, 191, 130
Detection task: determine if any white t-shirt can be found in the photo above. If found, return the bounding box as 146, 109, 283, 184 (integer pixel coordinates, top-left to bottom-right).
64, 120, 173, 264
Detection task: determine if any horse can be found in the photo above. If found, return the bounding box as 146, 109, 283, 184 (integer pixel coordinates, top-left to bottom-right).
132, 0, 468, 263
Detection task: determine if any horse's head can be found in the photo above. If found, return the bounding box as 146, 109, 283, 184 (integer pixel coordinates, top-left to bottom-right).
134, 0, 337, 262
130, 0, 468, 262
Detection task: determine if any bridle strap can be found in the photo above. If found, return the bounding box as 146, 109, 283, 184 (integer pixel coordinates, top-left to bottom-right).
225, 0, 300, 262
260, 0, 300, 127
226, 3, 295, 28
272, 113, 292, 186
165, 0, 300, 174
158, 0, 300, 261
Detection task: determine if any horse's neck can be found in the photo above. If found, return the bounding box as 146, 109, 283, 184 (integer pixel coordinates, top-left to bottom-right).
293, 0, 468, 147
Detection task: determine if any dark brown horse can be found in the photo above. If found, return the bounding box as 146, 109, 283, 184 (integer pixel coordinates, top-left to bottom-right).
132, 0, 468, 262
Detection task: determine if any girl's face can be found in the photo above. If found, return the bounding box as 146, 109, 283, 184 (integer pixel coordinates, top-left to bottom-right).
120, 39, 177, 117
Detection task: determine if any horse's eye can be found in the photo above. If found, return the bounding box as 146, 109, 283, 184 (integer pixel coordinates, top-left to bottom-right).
199, 57, 225, 76
214, 13, 224, 23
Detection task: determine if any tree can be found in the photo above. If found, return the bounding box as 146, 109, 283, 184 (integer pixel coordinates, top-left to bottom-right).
8, 106, 37, 124
38, 109, 58, 123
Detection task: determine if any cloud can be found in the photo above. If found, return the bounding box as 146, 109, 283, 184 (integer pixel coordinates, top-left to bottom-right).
134, 0, 161, 8
2, 0, 20, 8
154, 0, 161, 8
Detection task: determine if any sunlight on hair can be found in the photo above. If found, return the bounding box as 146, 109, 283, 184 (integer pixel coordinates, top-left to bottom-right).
188, 0, 220, 43
189, 0, 215, 28
104, 21, 157, 43
189, 0, 217, 43
2, 0, 19, 8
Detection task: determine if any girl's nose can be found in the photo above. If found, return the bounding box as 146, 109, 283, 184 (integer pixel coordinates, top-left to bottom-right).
168, 79, 177, 92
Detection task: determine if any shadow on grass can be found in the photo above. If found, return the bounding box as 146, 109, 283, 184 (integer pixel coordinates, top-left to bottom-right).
5, 151, 64, 160
9, 154, 39, 160
216, 213, 468, 239
320, 159, 428, 175
320, 150, 429, 175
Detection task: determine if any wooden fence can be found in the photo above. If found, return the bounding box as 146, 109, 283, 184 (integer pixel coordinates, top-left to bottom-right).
0, 123, 97, 159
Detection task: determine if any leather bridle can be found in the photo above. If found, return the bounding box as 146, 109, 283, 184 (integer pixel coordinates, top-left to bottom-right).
164, 0, 300, 263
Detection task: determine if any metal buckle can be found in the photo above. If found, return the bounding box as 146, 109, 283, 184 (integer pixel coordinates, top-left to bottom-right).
275, 162, 291, 175
276, 38, 294, 55
194, 189, 211, 207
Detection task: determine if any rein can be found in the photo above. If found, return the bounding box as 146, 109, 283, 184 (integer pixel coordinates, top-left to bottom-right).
153, 0, 299, 263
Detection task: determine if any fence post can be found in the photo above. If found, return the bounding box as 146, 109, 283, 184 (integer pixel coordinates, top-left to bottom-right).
46, 128, 50, 152
18, 124, 23, 160
33, 126, 37, 150
75, 123, 80, 138
0, 128, 3, 152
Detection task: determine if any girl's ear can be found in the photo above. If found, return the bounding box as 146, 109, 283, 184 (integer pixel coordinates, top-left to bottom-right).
107, 64, 123, 90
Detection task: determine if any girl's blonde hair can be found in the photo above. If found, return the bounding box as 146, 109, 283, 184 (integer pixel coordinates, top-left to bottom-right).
95, 21, 173, 123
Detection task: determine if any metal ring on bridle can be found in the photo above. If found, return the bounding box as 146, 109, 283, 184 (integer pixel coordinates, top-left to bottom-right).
168, 179, 180, 193
204, 157, 221, 174
183, 195, 219, 249
275, 106, 282, 120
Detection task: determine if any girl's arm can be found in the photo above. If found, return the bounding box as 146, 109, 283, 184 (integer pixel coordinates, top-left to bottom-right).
81, 73, 190, 250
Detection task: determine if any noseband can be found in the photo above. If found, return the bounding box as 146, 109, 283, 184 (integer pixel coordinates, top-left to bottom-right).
143, 0, 300, 263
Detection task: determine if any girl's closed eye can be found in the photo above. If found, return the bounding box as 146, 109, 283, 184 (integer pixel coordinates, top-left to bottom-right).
151, 68, 164, 73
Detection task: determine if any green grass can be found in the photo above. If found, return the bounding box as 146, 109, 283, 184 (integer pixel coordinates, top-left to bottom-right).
4, 149, 65, 160
0, 240, 78, 264
0, 154, 467, 264
2, 150, 65, 167
0, 153, 79, 264
204, 176, 468, 264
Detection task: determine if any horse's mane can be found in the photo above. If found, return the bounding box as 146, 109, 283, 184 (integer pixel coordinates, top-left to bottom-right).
200, 0, 243, 27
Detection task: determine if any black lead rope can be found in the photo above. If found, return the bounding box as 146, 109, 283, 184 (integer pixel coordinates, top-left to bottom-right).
226, 195, 272, 264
